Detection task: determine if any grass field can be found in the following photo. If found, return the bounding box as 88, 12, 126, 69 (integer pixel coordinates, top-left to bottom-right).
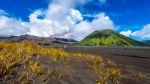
0, 41, 147, 84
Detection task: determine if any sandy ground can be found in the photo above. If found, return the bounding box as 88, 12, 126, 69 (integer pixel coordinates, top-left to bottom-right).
65, 46, 150, 73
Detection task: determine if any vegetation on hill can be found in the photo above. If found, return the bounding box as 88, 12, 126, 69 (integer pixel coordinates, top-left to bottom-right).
0, 41, 146, 84
78, 29, 147, 47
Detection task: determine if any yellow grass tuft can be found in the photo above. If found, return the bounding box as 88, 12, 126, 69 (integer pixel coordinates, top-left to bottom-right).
29, 61, 44, 76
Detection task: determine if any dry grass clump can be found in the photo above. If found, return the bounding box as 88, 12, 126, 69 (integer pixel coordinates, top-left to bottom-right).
96, 67, 121, 84
29, 61, 44, 76
0, 41, 146, 84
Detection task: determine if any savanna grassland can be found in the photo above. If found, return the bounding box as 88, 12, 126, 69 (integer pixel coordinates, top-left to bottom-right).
0, 41, 148, 84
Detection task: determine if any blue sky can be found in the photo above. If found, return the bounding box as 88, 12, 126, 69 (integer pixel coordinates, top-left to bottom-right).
0, 0, 150, 41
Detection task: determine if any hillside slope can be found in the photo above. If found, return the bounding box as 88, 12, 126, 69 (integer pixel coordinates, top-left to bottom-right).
0, 34, 77, 45
78, 29, 147, 46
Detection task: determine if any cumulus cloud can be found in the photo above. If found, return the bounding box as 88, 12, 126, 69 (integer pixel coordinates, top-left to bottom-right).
0, 16, 29, 36
120, 30, 132, 37
0, 0, 114, 41
132, 24, 150, 38
120, 24, 150, 40
65, 13, 114, 41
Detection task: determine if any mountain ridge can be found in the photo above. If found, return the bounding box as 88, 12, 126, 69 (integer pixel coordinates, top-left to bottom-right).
78, 29, 148, 47
0, 34, 77, 45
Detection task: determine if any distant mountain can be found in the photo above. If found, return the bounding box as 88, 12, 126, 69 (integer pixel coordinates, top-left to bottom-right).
0, 36, 8, 39
55, 38, 78, 43
78, 29, 147, 47
142, 40, 150, 45
0, 34, 77, 45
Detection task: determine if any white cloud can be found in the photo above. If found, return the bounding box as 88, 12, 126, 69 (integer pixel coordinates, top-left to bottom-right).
0, 0, 115, 41
69, 21, 93, 40
70, 9, 83, 22
132, 24, 150, 38
120, 24, 150, 40
120, 30, 132, 37
68, 13, 115, 41
0, 16, 29, 36
91, 13, 114, 30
